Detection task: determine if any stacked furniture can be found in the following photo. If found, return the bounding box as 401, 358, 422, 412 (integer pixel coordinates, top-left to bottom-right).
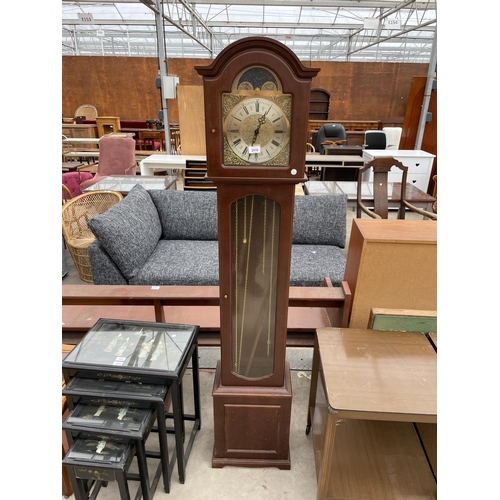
86, 185, 348, 287
62, 318, 201, 499
182, 160, 215, 190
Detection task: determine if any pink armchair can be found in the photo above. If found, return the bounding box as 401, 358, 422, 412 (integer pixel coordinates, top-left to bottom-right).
79, 136, 136, 190
62, 171, 94, 202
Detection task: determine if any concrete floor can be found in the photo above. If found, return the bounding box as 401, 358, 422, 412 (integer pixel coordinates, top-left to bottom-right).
62, 196, 426, 499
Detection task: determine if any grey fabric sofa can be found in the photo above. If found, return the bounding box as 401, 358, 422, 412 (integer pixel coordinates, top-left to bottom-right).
87, 184, 347, 287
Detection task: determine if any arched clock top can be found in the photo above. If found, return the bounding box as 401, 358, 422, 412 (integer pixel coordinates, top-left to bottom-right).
195, 37, 319, 82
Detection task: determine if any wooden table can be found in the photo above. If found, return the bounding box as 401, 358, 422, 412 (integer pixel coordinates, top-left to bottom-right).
141, 153, 359, 176
307, 327, 437, 499
323, 145, 362, 156
62, 137, 100, 146
307, 154, 365, 181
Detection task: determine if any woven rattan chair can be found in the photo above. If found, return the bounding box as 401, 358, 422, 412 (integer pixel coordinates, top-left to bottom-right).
61, 190, 123, 282
74, 104, 98, 121
62, 184, 72, 204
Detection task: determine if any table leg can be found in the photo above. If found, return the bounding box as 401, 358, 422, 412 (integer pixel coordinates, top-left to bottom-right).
66, 469, 89, 500
135, 440, 151, 500
171, 380, 186, 483
192, 344, 202, 431
316, 411, 339, 500
116, 470, 132, 500
155, 401, 172, 494
306, 335, 320, 434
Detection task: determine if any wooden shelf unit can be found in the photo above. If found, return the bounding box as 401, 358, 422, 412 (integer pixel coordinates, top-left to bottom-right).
182, 160, 215, 190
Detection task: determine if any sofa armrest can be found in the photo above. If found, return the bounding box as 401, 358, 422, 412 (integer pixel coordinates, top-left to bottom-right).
88, 240, 128, 284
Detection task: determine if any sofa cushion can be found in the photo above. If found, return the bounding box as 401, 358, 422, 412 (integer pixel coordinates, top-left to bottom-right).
149, 190, 218, 241
293, 194, 346, 247
129, 240, 220, 286
290, 244, 346, 287
88, 184, 162, 280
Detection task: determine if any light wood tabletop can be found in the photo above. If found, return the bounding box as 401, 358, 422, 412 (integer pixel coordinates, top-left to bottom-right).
308, 327, 437, 499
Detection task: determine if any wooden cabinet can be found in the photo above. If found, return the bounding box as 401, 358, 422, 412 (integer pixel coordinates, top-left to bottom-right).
96, 116, 121, 137
344, 219, 437, 328
62, 124, 98, 139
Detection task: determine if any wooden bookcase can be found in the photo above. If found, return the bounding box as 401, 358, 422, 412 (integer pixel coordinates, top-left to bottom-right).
344, 219, 437, 328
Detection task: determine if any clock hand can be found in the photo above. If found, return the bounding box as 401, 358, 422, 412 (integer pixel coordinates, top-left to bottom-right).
251, 106, 271, 146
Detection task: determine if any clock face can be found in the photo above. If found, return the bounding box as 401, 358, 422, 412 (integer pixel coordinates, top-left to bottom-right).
223, 95, 291, 165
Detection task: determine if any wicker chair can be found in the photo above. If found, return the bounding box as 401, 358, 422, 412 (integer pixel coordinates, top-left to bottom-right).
74, 104, 98, 121
62, 184, 72, 204
61, 191, 123, 282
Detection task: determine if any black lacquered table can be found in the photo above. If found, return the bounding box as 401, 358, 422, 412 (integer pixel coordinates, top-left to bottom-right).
62, 318, 201, 495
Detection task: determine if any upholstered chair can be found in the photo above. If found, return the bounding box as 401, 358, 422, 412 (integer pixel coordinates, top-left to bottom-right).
79, 136, 136, 190
62, 171, 94, 201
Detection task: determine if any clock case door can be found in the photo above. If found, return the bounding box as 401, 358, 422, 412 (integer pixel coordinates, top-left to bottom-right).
216, 182, 295, 388
196, 37, 319, 183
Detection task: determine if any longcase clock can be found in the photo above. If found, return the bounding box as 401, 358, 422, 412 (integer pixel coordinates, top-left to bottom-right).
196, 37, 319, 469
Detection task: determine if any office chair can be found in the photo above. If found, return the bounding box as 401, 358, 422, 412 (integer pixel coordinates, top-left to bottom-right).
382, 127, 402, 150
363, 130, 387, 150
315, 123, 347, 155
79, 136, 136, 191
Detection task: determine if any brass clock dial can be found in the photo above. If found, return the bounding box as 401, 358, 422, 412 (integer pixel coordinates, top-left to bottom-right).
222, 95, 291, 166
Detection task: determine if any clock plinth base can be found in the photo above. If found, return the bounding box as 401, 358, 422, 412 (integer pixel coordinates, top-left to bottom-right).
212, 360, 292, 470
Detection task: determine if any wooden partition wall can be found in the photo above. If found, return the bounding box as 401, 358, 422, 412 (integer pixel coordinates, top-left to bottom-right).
62, 56, 429, 124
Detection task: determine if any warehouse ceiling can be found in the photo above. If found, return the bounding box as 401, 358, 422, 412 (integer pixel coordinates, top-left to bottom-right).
62, 0, 436, 62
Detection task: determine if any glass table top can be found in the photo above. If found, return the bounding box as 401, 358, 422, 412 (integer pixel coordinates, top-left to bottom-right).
63, 318, 197, 374
83, 175, 176, 193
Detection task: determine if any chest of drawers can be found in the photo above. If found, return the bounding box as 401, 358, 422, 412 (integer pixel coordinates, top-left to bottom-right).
362, 149, 435, 192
